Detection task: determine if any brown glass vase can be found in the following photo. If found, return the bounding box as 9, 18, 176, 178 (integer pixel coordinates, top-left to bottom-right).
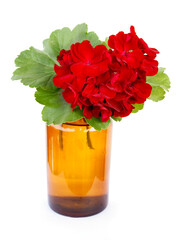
47, 118, 112, 217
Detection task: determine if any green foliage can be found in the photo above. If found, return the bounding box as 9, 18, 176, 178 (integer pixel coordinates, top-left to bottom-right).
12, 47, 56, 90
148, 86, 166, 102
111, 116, 122, 121
35, 88, 62, 107
85, 117, 111, 131
132, 103, 144, 113
42, 105, 83, 125
102, 37, 110, 49
147, 68, 170, 102
35, 87, 83, 125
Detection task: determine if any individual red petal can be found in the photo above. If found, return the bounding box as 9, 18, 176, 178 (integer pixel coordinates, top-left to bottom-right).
110, 70, 129, 92
62, 87, 77, 105
78, 40, 94, 62
93, 45, 109, 63
57, 49, 72, 66
115, 32, 125, 52
108, 35, 116, 49
86, 60, 110, 77
138, 38, 149, 53
124, 34, 139, 52
111, 82, 124, 93
96, 71, 111, 84
101, 108, 112, 122
78, 96, 91, 108
54, 64, 61, 74
70, 59, 109, 77
72, 77, 86, 92
92, 105, 112, 122
83, 106, 93, 119
106, 99, 123, 112
71, 41, 93, 63
89, 94, 104, 104
82, 82, 96, 96
113, 92, 130, 101
128, 96, 138, 104
110, 73, 119, 84
53, 74, 74, 89
133, 81, 152, 99
128, 70, 138, 83
141, 57, 158, 76
148, 48, 160, 58
100, 85, 116, 99
125, 49, 144, 68
70, 63, 85, 77
54, 65, 70, 76
109, 60, 121, 72
70, 43, 82, 62
112, 101, 133, 117
62, 52, 73, 65
138, 38, 159, 59
52, 76, 62, 88
71, 41, 94, 63
113, 110, 131, 118
122, 101, 133, 116
110, 68, 137, 94
137, 70, 146, 82
91, 60, 110, 76
92, 106, 100, 118
128, 95, 146, 104
130, 25, 136, 35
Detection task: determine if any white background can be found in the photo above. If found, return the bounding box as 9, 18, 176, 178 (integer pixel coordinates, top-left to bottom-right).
0, 0, 180, 239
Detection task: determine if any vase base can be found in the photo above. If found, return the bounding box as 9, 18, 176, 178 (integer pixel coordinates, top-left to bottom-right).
48, 194, 108, 217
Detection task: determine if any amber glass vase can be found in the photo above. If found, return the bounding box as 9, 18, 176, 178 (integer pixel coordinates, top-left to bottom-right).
47, 118, 112, 217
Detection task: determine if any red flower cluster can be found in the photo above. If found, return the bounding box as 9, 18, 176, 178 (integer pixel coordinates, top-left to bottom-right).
53, 26, 159, 122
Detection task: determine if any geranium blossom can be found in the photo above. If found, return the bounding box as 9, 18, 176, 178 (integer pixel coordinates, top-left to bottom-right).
53, 26, 159, 122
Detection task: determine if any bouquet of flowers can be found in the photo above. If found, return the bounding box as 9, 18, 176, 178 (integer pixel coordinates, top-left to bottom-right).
12, 23, 170, 130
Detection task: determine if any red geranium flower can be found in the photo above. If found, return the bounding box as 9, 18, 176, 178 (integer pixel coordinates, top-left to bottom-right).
53, 26, 159, 122
108, 26, 159, 76
70, 40, 111, 77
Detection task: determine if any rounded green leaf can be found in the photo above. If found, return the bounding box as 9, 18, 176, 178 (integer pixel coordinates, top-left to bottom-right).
85, 117, 111, 131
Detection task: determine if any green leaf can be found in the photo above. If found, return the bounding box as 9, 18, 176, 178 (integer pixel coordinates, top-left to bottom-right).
85, 117, 110, 131
85, 31, 102, 47
42, 105, 84, 126
148, 86, 166, 102
35, 88, 62, 107
111, 116, 122, 122
68, 23, 101, 47
102, 37, 110, 49
35, 87, 83, 124
147, 67, 170, 102
147, 67, 170, 91
12, 47, 56, 89
43, 23, 101, 62
43, 39, 59, 65
43, 27, 72, 62
132, 103, 144, 113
